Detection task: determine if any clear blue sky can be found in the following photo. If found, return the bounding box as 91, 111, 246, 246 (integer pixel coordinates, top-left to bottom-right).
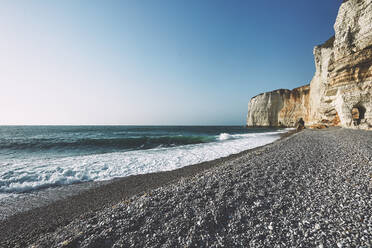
0, 0, 341, 125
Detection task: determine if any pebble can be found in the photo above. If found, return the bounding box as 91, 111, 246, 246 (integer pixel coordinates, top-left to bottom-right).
16, 129, 372, 247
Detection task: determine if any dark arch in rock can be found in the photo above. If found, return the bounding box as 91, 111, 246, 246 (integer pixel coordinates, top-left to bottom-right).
352, 105, 366, 125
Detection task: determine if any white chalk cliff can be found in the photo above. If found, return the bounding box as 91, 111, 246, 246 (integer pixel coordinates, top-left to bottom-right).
247, 0, 372, 130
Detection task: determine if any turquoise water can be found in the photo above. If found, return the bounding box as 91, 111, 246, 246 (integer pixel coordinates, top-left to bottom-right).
0, 126, 287, 195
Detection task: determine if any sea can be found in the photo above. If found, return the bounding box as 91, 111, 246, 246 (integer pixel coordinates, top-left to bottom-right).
0, 126, 289, 199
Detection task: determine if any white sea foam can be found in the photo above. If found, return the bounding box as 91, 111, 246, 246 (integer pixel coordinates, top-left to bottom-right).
0, 130, 286, 195
218, 133, 232, 141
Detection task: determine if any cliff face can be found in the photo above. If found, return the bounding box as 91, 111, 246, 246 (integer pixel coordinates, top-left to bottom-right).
247, 0, 372, 130
247, 86, 310, 127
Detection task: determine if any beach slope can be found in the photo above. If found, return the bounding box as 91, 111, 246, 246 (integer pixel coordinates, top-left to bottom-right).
2, 128, 372, 247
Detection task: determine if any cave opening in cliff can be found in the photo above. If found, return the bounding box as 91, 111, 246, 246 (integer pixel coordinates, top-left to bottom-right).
352, 105, 366, 125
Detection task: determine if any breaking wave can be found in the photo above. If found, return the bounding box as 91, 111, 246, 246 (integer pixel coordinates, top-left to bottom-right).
0, 130, 286, 194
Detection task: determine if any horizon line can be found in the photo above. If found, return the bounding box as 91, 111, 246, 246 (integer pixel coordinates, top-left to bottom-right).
0, 124, 246, 127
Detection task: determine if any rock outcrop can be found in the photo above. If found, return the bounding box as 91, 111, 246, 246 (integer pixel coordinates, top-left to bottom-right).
246, 86, 310, 127
247, 0, 372, 130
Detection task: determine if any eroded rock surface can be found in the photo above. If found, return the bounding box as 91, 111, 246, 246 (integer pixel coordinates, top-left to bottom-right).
247, 86, 310, 127
247, 0, 372, 130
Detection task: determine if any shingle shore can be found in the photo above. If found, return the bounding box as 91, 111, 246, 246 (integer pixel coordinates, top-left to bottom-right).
4, 128, 372, 247
1, 130, 293, 247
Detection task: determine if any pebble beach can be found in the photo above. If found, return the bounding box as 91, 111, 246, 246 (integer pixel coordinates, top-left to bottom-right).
1, 128, 371, 247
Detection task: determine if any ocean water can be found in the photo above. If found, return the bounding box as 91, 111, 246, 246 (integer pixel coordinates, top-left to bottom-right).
0, 126, 288, 198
